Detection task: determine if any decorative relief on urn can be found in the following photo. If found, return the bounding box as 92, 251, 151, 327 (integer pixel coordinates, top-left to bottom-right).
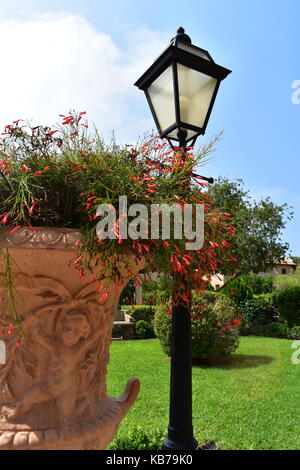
0, 229, 142, 450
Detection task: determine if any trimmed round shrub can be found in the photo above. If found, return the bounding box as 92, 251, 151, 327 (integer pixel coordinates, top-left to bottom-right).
134, 320, 155, 339
222, 277, 253, 305
239, 297, 278, 335
154, 292, 240, 363
273, 286, 300, 327
152, 305, 172, 354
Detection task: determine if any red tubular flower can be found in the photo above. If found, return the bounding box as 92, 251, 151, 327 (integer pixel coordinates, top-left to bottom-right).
33, 166, 50, 177
178, 293, 189, 303
28, 200, 36, 215
1, 214, 9, 225
10, 225, 21, 234
20, 165, 31, 173
142, 243, 150, 253
181, 256, 191, 266
99, 291, 109, 303
98, 284, 104, 294
134, 278, 142, 287
72, 256, 82, 266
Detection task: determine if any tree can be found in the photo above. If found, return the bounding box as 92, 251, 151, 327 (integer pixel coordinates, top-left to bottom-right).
291, 256, 300, 265
207, 177, 293, 276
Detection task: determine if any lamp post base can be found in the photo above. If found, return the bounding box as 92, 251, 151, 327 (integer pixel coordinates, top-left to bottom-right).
163, 436, 198, 451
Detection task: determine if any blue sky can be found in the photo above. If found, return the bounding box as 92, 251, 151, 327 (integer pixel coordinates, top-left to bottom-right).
0, 0, 299, 255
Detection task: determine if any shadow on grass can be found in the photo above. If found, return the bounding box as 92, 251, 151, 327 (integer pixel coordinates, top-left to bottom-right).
193, 354, 274, 369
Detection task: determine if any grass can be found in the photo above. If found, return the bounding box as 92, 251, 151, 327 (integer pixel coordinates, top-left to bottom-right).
107, 336, 300, 450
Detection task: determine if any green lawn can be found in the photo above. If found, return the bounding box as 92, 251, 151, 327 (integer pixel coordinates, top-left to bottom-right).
107, 336, 300, 450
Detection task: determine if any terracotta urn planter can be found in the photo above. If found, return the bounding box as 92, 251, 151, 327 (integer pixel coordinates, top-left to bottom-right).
0, 227, 143, 450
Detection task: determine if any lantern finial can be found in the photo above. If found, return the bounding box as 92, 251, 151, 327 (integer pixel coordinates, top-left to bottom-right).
171, 27, 192, 45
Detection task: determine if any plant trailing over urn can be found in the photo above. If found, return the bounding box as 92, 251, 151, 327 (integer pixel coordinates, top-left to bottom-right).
0, 110, 235, 337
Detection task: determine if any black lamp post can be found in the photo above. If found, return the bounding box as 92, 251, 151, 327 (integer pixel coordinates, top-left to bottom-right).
134, 27, 231, 450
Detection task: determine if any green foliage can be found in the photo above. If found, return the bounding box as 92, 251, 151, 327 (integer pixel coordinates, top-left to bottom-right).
273, 265, 300, 291
154, 292, 240, 363
121, 305, 156, 339
122, 305, 156, 323
142, 276, 172, 305
142, 290, 163, 305
264, 321, 288, 338
291, 256, 300, 265
287, 326, 300, 340
239, 296, 300, 339
242, 274, 274, 294
239, 297, 278, 335
119, 280, 135, 305
243, 321, 288, 339
134, 320, 155, 339
109, 427, 165, 450
272, 286, 300, 327
207, 177, 292, 275
205, 283, 215, 292
0, 113, 233, 314
222, 277, 253, 305
153, 305, 172, 356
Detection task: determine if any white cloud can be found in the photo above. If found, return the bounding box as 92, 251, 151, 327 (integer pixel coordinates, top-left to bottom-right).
0, 13, 168, 142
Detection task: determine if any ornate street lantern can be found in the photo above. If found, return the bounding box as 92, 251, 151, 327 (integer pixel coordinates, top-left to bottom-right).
134, 27, 231, 148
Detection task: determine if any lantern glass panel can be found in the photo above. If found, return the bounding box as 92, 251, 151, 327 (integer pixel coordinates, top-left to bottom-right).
176, 42, 211, 61
147, 65, 176, 131
177, 63, 217, 128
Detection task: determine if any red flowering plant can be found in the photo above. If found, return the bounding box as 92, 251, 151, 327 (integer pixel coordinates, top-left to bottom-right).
0, 110, 238, 337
